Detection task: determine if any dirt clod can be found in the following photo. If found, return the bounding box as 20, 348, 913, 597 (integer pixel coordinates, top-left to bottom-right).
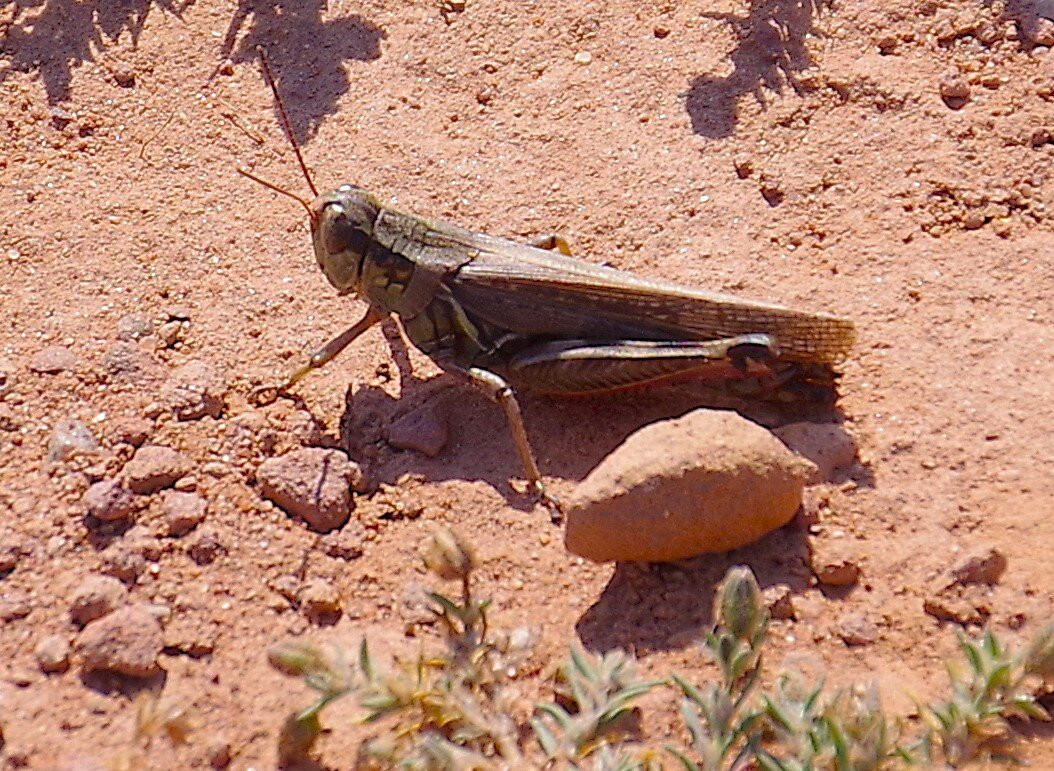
320, 523, 365, 561
186, 526, 225, 565
837, 612, 879, 646
29, 345, 77, 374
83, 480, 135, 522
387, 404, 448, 457
299, 579, 342, 623
939, 70, 971, 107
76, 604, 163, 677
34, 635, 72, 673
565, 409, 815, 562
46, 419, 99, 463
0, 592, 32, 621
812, 550, 862, 587
763, 584, 797, 620
162, 490, 207, 536
257, 448, 363, 532
949, 546, 1007, 586
69, 575, 128, 625
115, 313, 154, 341
123, 444, 191, 494
161, 359, 226, 420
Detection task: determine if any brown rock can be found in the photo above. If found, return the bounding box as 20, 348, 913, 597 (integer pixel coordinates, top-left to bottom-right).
837, 612, 878, 646
83, 480, 135, 522
186, 526, 225, 565
161, 360, 226, 420
387, 404, 448, 457
35, 634, 72, 673
123, 444, 191, 494
773, 423, 857, 482
76, 605, 163, 677
939, 70, 970, 108
565, 409, 815, 562
257, 448, 364, 532
162, 491, 207, 536
813, 554, 862, 587
949, 546, 1007, 586
29, 345, 77, 374
299, 579, 342, 623
70, 575, 128, 625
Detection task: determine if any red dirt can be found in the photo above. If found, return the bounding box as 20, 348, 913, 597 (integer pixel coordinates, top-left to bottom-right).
2, 0, 1053, 767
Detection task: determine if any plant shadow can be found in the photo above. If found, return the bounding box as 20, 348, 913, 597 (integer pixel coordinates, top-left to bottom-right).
0, 0, 384, 144
685, 0, 828, 138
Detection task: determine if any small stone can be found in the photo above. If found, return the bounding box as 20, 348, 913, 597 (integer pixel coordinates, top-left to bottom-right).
653, 25, 670, 38
207, 737, 232, 768
733, 154, 754, 179
574, 50, 593, 64
475, 84, 497, 105
257, 448, 364, 532
35, 635, 71, 673
161, 360, 226, 420
962, 209, 986, 230
101, 342, 164, 383
162, 619, 215, 657
939, 71, 971, 108
949, 547, 1007, 586
837, 612, 878, 646
565, 409, 815, 562
47, 419, 99, 462
0, 592, 32, 621
105, 416, 152, 447
813, 554, 862, 587
112, 64, 136, 88
83, 480, 136, 522
299, 580, 342, 623
115, 313, 154, 341
70, 575, 128, 625
0, 541, 27, 575
123, 444, 191, 494
387, 404, 448, 457
76, 605, 163, 677
29, 345, 77, 374
157, 320, 184, 348
923, 593, 988, 626
759, 174, 784, 206
217, 59, 235, 77
186, 526, 225, 565
773, 423, 857, 482
162, 491, 207, 536
763, 584, 796, 620
320, 523, 365, 561
101, 543, 147, 583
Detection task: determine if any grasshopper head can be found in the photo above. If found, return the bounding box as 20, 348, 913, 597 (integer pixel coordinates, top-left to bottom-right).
310, 184, 381, 294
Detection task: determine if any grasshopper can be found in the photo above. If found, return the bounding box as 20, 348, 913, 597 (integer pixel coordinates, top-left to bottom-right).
241, 54, 855, 510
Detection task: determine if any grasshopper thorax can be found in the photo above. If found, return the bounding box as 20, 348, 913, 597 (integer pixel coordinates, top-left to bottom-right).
310, 184, 382, 295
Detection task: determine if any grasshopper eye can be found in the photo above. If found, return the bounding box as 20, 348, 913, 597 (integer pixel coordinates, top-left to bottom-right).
322, 204, 369, 257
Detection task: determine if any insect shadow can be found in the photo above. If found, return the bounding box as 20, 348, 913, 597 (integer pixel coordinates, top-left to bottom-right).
336, 321, 864, 511
575, 525, 815, 655
684, 0, 828, 139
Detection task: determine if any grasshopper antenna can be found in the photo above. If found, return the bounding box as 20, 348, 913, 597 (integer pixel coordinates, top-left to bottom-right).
236, 166, 314, 220
255, 45, 319, 199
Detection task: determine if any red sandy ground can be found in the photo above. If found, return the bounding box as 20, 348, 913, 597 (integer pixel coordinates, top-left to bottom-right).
1, 0, 1053, 767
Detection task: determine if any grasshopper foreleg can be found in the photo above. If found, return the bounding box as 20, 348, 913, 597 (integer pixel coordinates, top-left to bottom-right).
460, 365, 562, 519
253, 307, 384, 404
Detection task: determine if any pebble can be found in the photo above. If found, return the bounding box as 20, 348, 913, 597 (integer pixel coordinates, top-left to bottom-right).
812, 551, 862, 587
83, 480, 135, 522
733, 153, 754, 179
112, 63, 136, 88
837, 612, 878, 646
115, 313, 154, 341
161, 360, 226, 420
101, 342, 164, 383
257, 448, 365, 532
565, 409, 816, 562
69, 575, 128, 625
939, 70, 971, 108
104, 416, 152, 448
101, 542, 148, 583
299, 579, 342, 622
162, 491, 207, 536
574, 50, 593, 64
207, 737, 232, 768
759, 174, 784, 206
34, 634, 72, 673
0, 592, 32, 621
320, 523, 365, 561
773, 423, 857, 482
387, 404, 448, 457
762, 584, 796, 620
923, 593, 987, 626
76, 605, 163, 677
47, 419, 99, 462
949, 546, 1007, 586
0, 357, 13, 396
123, 444, 192, 494
29, 345, 77, 374
186, 526, 225, 565
0, 541, 27, 575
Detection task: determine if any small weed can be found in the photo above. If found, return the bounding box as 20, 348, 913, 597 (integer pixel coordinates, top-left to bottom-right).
268, 529, 1053, 768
